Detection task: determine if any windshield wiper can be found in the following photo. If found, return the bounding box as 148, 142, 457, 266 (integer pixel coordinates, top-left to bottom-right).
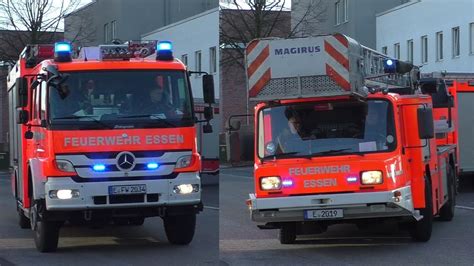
302, 148, 364, 158
262, 152, 301, 161
53, 115, 113, 129
117, 115, 177, 127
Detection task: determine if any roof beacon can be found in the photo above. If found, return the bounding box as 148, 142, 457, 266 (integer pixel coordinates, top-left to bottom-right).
54, 42, 72, 62
156, 41, 173, 61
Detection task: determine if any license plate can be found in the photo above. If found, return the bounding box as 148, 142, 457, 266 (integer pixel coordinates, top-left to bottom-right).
109, 184, 147, 195
304, 209, 343, 220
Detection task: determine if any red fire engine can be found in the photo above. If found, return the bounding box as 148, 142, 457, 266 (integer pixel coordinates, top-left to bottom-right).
245, 34, 457, 244
7, 41, 215, 252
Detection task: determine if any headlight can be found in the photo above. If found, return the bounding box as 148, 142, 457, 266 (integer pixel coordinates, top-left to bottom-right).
55, 160, 76, 173
173, 184, 199, 194
361, 171, 383, 185
175, 155, 192, 169
49, 189, 80, 199
260, 176, 281, 190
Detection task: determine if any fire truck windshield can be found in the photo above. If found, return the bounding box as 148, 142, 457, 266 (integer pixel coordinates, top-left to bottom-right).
257, 99, 396, 159
48, 70, 193, 129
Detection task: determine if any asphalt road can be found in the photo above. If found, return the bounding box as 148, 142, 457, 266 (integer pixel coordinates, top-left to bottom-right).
0, 171, 219, 266
220, 167, 474, 266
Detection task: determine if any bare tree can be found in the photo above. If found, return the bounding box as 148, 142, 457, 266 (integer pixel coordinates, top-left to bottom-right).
220, 0, 327, 69
0, 0, 81, 63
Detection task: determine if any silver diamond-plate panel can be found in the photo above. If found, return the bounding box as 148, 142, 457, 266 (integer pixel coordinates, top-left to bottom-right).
257, 77, 299, 97
250, 75, 352, 101
301, 76, 345, 95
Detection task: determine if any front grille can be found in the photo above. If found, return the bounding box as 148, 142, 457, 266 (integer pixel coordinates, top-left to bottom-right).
109, 194, 145, 204
92, 194, 160, 205
94, 196, 107, 205
147, 194, 159, 202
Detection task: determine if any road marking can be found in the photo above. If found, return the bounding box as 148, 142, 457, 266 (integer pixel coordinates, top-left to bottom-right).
204, 206, 219, 210
455, 205, 474, 211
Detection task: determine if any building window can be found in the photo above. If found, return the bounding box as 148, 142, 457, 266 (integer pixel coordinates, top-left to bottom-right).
104, 23, 109, 43
335, 0, 348, 25
407, 39, 413, 62
470, 23, 474, 54
181, 54, 188, 66
452, 27, 460, 57
111, 20, 116, 40
343, 0, 348, 22
382, 46, 387, 55
195, 50, 202, 73
394, 43, 400, 59
209, 47, 217, 73
436, 31, 443, 61
421, 35, 428, 64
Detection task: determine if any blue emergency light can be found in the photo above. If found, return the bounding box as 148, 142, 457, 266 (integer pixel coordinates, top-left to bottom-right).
146, 162, 159, 170
54, 41, 72, 62
156, 41, 173, 61
383, 58, 413, 74
383, 59, 397, 73
93, 164, 106, 172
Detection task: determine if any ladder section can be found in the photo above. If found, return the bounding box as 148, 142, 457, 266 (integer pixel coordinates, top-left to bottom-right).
245, 34, 416, 101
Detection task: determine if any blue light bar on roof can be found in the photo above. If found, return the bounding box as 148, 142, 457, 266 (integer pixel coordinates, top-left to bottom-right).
54, 41, 72, 62
157, 41, 172, 51
156, 41, 173, 61
55, 42, 72, 53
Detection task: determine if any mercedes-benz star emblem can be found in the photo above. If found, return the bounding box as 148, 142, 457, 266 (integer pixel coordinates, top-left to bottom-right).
116, 151, 136, 172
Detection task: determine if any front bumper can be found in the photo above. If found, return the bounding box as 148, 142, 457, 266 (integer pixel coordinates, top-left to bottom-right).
249, 186, 416, 223
44, 172, 201, 211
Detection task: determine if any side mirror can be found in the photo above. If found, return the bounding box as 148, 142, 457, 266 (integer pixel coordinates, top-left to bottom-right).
420, 78, 438, 94
203, 106, 213, 121
24, 131, 34, 139
17, 110, 29, 124
203, 123, 213, 134
16, 77, 28, 108
230, 120, 241, 131
46, 65, 60, 77
417, 108, 434, 139
46, 65, 69, 88
202, 74, 215, 104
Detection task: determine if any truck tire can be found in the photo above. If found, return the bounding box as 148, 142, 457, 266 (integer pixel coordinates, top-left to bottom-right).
409, 177, 433, 242
439, 165, 456, 221
31, 202, 61, 252
164, 214, 196, 245
279, 223, 296, 244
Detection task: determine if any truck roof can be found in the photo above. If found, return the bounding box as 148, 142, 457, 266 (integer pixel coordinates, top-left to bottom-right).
49, 58, 186, 72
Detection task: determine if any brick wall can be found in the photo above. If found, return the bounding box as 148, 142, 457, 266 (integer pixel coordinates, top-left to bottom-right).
219, 53, 250, 130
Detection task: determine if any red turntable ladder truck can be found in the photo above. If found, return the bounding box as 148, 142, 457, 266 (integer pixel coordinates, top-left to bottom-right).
421, 72, 474, 177
7, 41, 216, 252
245, 34, 457, 244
